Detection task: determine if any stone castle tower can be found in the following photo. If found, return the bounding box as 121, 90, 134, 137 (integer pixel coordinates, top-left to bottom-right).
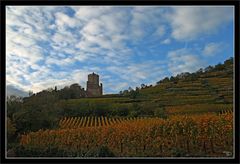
86, 72, 103, 97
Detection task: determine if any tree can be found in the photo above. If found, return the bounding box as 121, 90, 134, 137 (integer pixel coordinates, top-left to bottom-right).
170, 76, 175, 81
57, 83, 86, 99
215, 63, 225, 71
135, 87, 140, 91
122, 90, 129, 96
141, 84, 146, 89
224, 57, 233, 65
156, 80, 162, 85
196, 68, 203, 74
129, 103, 141, 117
128, 87, 133, 92
46, 88, 54, 92
129, 88, 140, 99
7, 117, 17, 142
154, 107, 167, 119
70, 83, 81, 89
7, 96, 23, 119
204, 65, 213, 72
162, 77, 170, 83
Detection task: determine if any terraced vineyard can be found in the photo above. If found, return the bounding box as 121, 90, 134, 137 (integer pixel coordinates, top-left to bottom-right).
165, 104, 233, 115
59, 116, 149, 129
138, 60, 233, 115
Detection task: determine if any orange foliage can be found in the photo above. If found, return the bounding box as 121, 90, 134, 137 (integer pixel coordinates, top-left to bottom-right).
20, 113, 233, 157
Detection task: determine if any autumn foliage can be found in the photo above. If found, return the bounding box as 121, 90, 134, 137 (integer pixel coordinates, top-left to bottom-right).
20, 113, 233, 157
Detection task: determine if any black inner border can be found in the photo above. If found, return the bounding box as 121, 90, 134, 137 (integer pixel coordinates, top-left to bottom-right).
0, 0, 239, 163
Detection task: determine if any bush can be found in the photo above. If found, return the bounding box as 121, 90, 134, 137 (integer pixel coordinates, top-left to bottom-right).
154, 107, 167, 119
7, 117, 17, 142
171, 147, 187, 157
15, 146, 66, 157
86, 145, 115, 157
15, 145, 115, 157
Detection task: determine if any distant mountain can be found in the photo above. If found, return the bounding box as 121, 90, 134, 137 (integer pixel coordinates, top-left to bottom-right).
6, 85, 29, 97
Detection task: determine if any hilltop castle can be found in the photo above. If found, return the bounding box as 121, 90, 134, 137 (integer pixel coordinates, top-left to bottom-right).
86, 72, 103, 97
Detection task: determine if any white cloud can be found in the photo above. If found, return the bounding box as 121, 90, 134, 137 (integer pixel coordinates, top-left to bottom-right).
5, 6, 232, 94
6, 37, 44, 64
80, 14, 128, 46
29, 78, 73, 92
45, 57, 76, 66
73, 6, 114, 22
70, 70, 90, 89
167, 48, 204, 76
51, 30, 79, 57
161, 38, 171, 44
106, 61, 166, 90
6, 6, 54, 91
81, 19, 104, 35
11, 34, 36, 47
103, 81, 129, 94
74, 9, 133, 65
103, 61, 166, 93
166, 6, 233, 41
130, 7, 166, 40
55, 12, 80, 28
155, 26, 165, 37
202, 42, 222, 56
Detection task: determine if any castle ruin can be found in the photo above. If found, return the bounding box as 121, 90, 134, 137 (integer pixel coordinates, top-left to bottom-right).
86, 72, 103, 97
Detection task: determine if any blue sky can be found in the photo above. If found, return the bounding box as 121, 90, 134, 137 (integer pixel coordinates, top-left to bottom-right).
6, 6, 234, 94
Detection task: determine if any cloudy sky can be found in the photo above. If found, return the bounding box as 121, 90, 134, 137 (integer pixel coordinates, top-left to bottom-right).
6, 6, 234, 94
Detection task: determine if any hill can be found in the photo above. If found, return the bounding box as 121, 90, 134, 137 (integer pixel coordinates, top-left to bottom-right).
7, 57, 233, 134
139, 58, 233, 105
7, 57, 234, 157
59, 57, 233, 117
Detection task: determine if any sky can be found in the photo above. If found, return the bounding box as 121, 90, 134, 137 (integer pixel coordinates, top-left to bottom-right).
6, 6, 234, 94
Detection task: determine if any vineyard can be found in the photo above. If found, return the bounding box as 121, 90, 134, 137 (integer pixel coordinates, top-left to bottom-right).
59, 116, 149, 128
165, 104, 233, 115
19, 113, 233, 157
8, 58, 234, 158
